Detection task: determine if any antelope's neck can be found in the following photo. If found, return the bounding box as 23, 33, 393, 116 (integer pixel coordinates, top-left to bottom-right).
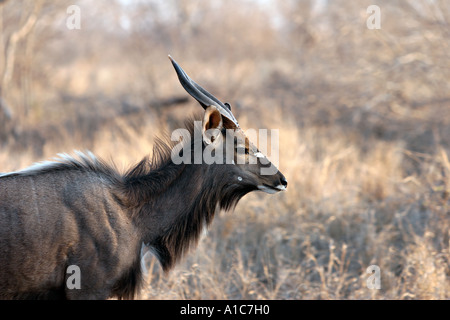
137, 163, 218, 271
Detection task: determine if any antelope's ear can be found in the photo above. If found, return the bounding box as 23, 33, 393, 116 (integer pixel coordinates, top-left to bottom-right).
202, 105, 223, 145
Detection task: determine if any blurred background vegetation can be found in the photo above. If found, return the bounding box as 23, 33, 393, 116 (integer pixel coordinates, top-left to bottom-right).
0, 0, 449, 299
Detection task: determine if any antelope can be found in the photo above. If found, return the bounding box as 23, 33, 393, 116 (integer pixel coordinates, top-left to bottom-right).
0, 56, 287, 299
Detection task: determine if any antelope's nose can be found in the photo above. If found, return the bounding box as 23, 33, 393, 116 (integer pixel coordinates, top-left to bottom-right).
280, 176, 288, 188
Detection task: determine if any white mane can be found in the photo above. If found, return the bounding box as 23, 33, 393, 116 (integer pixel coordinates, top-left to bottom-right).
0, 150, 110, 178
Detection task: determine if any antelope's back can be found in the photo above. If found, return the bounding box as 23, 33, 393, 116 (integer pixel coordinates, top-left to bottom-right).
0, 167, 137, 299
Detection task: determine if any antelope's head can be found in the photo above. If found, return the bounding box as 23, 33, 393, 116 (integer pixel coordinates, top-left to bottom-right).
169, 56, 287, 194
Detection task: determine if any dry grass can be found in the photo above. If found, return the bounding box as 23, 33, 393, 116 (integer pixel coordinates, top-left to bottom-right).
1, 0, 449, 299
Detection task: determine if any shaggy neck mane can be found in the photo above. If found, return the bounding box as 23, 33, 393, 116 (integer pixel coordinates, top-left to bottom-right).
121, 116, 253, 272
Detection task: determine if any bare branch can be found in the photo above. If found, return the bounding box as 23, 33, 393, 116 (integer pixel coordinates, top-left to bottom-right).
1, 0, 43, 89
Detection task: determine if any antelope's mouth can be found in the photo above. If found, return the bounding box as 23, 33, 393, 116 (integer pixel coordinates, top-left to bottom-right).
258, 184, 286, 194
